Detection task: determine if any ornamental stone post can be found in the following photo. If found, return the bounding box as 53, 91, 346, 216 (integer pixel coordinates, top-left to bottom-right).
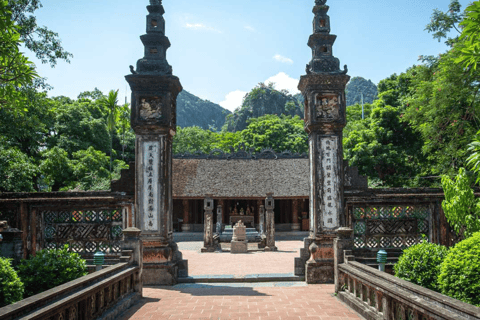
125, 0, 187, 285
299, 0, 350, 284
216, 205, 223, 234
292, 199, 300, 231
334, 227, 354, 293
259, 205, 265, 236
264, 193, 277, 251
201, 195, 215, 252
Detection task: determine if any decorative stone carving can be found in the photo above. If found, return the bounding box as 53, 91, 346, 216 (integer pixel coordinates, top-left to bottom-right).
231, 220, 248, 254
201, 195, 215, 252
139, 97, 163, 120
315, 93, 340, 119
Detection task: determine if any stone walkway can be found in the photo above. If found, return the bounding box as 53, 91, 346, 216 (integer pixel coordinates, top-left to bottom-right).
178, 241, 303, 276
120, 283, 362, 320
119, 241, 363, 319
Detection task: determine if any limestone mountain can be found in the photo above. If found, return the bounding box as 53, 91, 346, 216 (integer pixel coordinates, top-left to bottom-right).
177, 90, 230, 131
224, 83, 304, 132
345, 77, 378, 106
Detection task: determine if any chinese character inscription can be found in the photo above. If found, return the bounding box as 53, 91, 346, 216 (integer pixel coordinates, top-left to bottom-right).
143, 141, 160, 231
321, 137, 338, 229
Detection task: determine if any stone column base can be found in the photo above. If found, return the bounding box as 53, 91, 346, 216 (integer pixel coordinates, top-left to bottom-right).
291, 223, 301, 231
231, 240, 248, 253
201, 246, 216, 253
264, 246, 277, 252
181, 224, 192, 232
306, 260, 334, 284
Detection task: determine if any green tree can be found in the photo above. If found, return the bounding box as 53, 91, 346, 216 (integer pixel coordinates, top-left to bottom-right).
441, 168, 480, 238
456, 1, 480, 74
100, 89, 120, 173
425, 0, 463, 46
39, 147, 74, 191
8, 0, 73, 67
0, 0, 38, 108
238, 114, 307, 154
0, 144, 38, 192
173, 126, 220, 154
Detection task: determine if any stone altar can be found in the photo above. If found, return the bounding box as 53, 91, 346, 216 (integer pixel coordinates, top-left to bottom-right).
125, 0, 187, 285
229, 215, 254, 228
231, 220, 248, 254
296, 0, 350, 284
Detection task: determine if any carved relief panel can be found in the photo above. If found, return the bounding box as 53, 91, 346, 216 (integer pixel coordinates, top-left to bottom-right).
315, 93, 340, 120
133, 93, 171, 128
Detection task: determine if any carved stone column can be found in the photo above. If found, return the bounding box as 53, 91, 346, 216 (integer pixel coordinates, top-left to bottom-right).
216, 205, 223, 234
201, 195, 215, 252
264, 193, 277, 251
259, 205, 265, 236
292, 199, 300, 231
298, 0, 350, 284
125, 0, 187, 285
181, 199, 191, 232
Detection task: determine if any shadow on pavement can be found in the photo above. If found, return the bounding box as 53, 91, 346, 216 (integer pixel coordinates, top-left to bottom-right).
145, 284, 272, 296
118, 297, 160, 320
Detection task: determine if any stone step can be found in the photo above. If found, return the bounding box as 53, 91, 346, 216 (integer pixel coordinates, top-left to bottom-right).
178, 273, 305, 283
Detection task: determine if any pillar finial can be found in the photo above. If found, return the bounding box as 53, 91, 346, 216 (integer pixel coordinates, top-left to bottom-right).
305, 0, 348, 75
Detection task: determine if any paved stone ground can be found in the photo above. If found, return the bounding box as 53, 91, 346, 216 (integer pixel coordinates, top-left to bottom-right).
120, 283, 363, 320
178, 241, 302, 276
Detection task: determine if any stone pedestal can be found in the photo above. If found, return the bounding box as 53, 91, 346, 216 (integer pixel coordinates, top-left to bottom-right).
201, 195, 216, 252
264, 193, 277, 251
121, 228, 143, 294
306, 234, 336, 284
125, 0, 187, 285
231, 220, 248, 254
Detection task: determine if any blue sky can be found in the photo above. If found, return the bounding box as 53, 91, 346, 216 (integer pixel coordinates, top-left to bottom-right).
26, 0, 470, 112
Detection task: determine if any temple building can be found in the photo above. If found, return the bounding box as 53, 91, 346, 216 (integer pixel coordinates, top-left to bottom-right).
111, 148, 367, 233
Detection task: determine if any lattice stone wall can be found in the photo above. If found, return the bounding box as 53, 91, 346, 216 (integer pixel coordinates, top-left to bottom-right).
353, 206, 430, 249
43, 208, 123, 254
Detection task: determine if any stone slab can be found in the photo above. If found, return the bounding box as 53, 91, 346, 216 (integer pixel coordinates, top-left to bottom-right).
230, 240, 248, 254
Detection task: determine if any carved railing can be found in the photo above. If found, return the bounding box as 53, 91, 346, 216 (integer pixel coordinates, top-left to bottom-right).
351, 206, 430, 250
337, 259, 480, 320
0, 263, 140, 320
42, 208, 124, 254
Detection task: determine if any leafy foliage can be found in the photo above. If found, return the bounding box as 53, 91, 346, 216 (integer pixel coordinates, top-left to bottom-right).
0, 258, 23, 307
0, 144, 38, 192
438, 232, 480, 306
441, 168, 480, 239
456, 1, 480, 74
345, 77, 378, 106
394, 241, 448, 292
17, 245, 87, 298
425, 0, 463, 46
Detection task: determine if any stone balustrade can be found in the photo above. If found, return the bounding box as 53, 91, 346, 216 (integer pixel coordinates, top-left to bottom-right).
336, 258, 480, 320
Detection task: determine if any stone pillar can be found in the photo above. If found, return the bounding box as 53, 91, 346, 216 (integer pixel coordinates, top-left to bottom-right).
216, 205, 223, 234
334, 227, 354, 293
201, 195, 215, 252
125, 0, 187, 285
259, 205, 265, 236
121, 227, 143, 295
181, 199, 191, 232
291, 199, 300, 231
264, 193, 277, 251
298, 0, 350, 284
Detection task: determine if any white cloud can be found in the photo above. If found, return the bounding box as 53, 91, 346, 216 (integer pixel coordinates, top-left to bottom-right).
273, 54, 293, 64
185, 23, 221, 33
244, 25, 255, 32
265, 72, 300, 95
219, 90, 248, 112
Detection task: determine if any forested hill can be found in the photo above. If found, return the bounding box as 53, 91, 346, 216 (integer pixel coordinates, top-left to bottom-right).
224, 83, 303, 132
345, 77, 378, 106
177, 90, 230, 131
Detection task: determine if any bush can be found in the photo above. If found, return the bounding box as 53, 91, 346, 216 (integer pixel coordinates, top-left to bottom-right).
394, 240, 448, 291
438, 232, 480, 306
17, 245, 88, 297
0, 257, 24, 307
